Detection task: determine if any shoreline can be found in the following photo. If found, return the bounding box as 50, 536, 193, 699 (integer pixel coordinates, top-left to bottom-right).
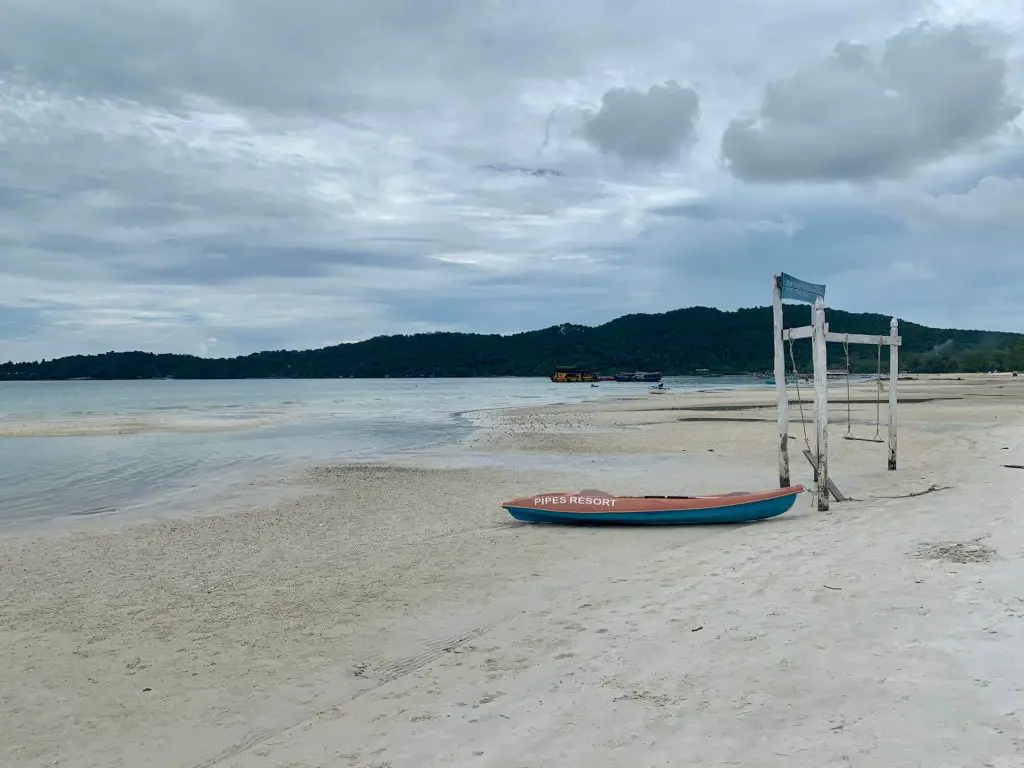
1, 372, 1010, 536
0, 378, 750, 534
2, 374, 1024, 766
2, 371, 1017, 532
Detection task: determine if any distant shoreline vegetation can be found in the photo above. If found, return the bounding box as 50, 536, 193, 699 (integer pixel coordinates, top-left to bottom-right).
2, 305, 1022, 381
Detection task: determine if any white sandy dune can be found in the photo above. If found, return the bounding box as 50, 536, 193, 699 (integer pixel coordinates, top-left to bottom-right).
2, 375, 1024, 767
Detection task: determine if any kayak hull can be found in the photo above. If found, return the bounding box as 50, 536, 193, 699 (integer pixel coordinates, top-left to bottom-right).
502, 485, 803, 525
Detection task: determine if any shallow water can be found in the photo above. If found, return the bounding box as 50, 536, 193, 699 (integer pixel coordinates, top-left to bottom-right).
0, 376, 762, 527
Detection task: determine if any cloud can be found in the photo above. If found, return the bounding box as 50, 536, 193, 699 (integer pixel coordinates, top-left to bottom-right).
581, 81, 701, 164
888, 259, 935, 280
883, 174, 1024, 229
1, 2, 1024, 363
721, 22, 1022, 182
483, 164, 568, 178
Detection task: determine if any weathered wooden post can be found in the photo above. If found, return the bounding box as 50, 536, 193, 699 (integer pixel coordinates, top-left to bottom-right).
772, 276, 790, 487
888, 317, 899, 471
812, 298, 829, 511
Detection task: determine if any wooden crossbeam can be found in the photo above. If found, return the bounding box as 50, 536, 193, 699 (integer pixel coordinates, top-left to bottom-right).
783, 327, 902, 346
825, 332, 902, 347
782, 325, 814, 341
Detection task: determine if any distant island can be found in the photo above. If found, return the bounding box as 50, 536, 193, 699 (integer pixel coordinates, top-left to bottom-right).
2, 305, 1022, 380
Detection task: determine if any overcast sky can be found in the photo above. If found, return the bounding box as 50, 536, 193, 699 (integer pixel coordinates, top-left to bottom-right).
2, 1, 1023, 361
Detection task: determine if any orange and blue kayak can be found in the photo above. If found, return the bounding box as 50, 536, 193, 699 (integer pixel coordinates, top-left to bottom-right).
501, 485, 803, 525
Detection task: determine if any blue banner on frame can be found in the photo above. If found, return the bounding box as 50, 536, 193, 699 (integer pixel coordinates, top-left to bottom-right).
779, 272, 825, 304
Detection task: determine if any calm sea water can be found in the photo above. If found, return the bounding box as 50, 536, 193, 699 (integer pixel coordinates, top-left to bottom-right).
0, 376, 762, 527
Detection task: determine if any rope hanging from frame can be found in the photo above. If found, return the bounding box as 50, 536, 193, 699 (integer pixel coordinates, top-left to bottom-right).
787, 336, 813, 454
844, 338, 853, 437
873, 341, 883, 441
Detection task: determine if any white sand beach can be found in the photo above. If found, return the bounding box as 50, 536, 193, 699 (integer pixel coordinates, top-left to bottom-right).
3, 375, 1024, 767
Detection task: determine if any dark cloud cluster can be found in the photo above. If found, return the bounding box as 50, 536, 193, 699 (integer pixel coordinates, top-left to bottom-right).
571, 22, 1020, 183
581, 80, 701, 164
720, 22, 1022, 181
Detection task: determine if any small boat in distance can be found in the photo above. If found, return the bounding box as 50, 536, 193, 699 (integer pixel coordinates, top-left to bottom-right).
501, 486, 804, 525
614, 371, 663, 382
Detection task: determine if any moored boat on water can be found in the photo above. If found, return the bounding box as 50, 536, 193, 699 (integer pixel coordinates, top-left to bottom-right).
549, 366, 599, 383
613, 370, 663, 382
501, 485, 804, 525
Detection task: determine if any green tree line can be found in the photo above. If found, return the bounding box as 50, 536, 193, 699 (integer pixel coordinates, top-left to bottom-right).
2, 305, 1022, 380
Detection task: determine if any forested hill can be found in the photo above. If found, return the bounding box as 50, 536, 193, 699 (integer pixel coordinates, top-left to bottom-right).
2, 305, 1022, 380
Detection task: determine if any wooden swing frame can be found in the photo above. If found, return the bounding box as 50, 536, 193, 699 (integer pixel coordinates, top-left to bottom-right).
772, 273, 901, 512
